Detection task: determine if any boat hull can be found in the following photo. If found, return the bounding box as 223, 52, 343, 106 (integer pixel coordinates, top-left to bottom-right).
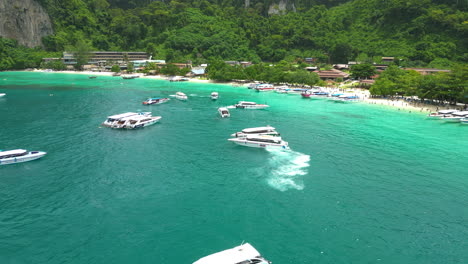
143, 99, 170, 105
0, 152, 46, 165
235, 105, 269, 109
228, 139, 289, 150
123, 117, 162, 129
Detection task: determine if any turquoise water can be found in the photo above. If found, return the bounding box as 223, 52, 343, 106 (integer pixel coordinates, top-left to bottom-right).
0, 72, 467, 264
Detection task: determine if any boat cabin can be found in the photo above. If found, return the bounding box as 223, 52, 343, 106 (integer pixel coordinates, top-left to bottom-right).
0, 149, 28, 159
246, 136, 282, 144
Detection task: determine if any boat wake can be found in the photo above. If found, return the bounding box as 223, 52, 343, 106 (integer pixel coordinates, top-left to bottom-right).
265, 148, 310, 191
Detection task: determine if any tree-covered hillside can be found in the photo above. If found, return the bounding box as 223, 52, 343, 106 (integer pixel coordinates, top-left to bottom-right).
1, 0, 467, 69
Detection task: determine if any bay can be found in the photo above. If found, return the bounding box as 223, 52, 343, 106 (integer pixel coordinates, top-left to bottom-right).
0, 72, 467, 264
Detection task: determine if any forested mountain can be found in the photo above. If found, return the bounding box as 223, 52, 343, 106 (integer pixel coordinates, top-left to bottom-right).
1, 0, 467, 69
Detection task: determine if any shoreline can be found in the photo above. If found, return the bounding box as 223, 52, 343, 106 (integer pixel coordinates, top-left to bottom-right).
13, 70, 463, 114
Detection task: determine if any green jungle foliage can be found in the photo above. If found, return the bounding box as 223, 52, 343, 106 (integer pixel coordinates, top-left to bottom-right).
1, 0, 467, 72
371, 64, 468, 104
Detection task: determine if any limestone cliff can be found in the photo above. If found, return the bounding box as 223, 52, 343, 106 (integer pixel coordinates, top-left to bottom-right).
0, 0, 53, 47
268, 0, 296, 15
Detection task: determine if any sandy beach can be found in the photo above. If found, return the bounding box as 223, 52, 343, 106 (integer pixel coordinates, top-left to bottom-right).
30, 69, 461, 114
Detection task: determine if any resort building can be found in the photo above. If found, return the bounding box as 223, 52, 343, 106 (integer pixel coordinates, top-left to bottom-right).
316, 69, 350, 81
404, 68, 451, 75
63, 51, 149, 66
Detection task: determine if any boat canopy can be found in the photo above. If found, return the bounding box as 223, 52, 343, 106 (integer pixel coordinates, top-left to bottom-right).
452, 111, 468, 116
238, 101, 257, 105
246, 135, 282, 143
438, 109, 459, 114
0, 149, 27, 158
193, 243, 261, 264
242, 126, 275, 133
107, 112, 138, 119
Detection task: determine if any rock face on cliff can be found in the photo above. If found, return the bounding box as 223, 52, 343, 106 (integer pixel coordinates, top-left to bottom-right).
268, 0, 296, 15
0, 0, 53, 47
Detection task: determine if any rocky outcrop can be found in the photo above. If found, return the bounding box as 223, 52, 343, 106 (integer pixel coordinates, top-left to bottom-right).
268, 0, 296, 15
0, 0, 53, 47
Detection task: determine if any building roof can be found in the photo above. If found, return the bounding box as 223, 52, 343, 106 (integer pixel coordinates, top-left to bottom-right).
317, 69, 349, 79
191, 67, 206, 75
404, 68, 450, 72
382, 57, 395, 60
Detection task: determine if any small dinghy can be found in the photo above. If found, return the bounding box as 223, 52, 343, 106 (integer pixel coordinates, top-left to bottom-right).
143, 98, 170, 105
218, 107, 230, 118
211, 92, 219, 100
175, 92, 188, 100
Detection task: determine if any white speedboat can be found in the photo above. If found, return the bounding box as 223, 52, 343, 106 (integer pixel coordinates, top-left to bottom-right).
0, 93, 5, 97
228, 135, 289, 150
441, 111, 468, 122
234, 101, 269, 109
460, 118, 468, 124
121, 115, 162, 129
275, 86, 290, 93
142, 97, 170, 105
0, 149, 46, 165
193, 243, 271, 264
255, 84, 274, 92
211, 92, 219, 100
122, 74, 140, 79
333, 94, 360, 102
230, 126, 279, 137
218, 107, 230, 118
102, 112, 150, 127
427, 109, 459, 119
175, 92, 188, 100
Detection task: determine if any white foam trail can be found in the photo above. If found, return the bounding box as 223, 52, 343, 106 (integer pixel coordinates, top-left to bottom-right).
265, 148, 310, 191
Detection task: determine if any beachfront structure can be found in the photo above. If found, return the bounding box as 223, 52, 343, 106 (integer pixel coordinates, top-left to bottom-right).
63, 51, 149, 66
403, 68, 451, 75
133, 60, 166, 68
316, 69, 350, 81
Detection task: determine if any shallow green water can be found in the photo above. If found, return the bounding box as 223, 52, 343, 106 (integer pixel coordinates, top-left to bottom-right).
0, 72, 467, 264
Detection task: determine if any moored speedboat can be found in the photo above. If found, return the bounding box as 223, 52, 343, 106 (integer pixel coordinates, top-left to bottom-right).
441, 111, 468, 122
333, 94, 360, 102
102, 112, 150, 127
121, 115, 162, 129
230, 126, 279, 137
427, 109, 459, 119
193, 243, 271, 264
211, 92, 219, 100
0, 93, 5, 97
234, 101, 269, 109
460, 117, 468, 124
122, 74, 140, 79
301, 90, 313, 98
311, 91, 329, 97
175, 92, 188, 100
143, 97, 170, 105
255, 84, 274, 92
218, 107, 230, 118
275, 86, 290, 93
0, 149, 46, 165
228, 135, 289, 150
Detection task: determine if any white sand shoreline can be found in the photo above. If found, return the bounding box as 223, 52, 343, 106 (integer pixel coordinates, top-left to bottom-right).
26, 70, 463, 114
